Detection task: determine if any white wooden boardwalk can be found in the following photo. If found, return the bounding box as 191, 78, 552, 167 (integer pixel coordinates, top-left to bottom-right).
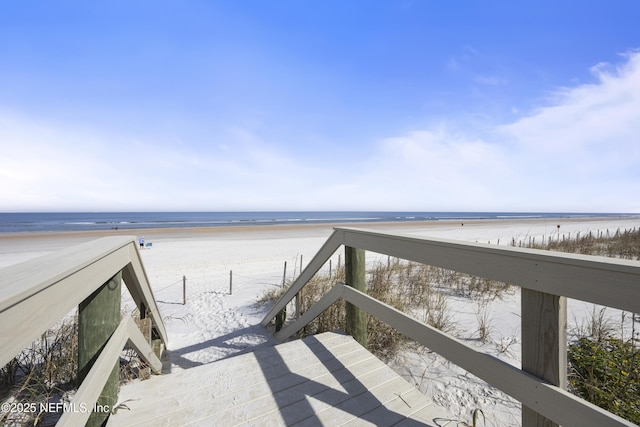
107, 332, 451, 426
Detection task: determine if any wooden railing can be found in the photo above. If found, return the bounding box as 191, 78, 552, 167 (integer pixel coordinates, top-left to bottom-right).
262, 227, 640, 427
0, 236, 167, 426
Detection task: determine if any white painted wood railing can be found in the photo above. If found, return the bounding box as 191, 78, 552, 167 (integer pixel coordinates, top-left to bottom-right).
0, 236, 167, 426
262, 227, 640, 427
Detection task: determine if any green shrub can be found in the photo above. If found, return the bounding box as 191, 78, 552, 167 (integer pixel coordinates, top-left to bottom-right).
568, 336, 640, 423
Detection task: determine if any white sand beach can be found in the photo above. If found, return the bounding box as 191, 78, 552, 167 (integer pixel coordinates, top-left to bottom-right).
1, 215, 639, 426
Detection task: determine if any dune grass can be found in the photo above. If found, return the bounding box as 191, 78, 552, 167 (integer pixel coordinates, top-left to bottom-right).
0, 307, 149, 426
264, 257, 512, 362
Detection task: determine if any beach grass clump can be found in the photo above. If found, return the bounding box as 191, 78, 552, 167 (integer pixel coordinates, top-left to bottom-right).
474, 296, 495, 342
298, 264, 347, 336
568, 336, 639, 423
256, 284, 288, 305
566, 307, 639, 423
272, 258, 509, 361
0, 315, 78, 426
1, 309, 149, 426
519, 227, 640, 260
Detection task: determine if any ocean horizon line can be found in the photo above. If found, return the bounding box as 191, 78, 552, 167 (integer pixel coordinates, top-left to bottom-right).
0, 211, 638, 234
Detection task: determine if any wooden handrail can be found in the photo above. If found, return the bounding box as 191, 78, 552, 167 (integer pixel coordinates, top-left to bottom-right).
0, 236, 167, 425
263, 227, 640, 427
57, 316, 161, 426
261, 229, 344, 327
276, 282, 633, 426
263, 227, 640, 325
341, 227, 640, 312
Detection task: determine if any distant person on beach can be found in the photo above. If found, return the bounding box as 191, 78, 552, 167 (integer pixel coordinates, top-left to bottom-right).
139, 237, 145, 249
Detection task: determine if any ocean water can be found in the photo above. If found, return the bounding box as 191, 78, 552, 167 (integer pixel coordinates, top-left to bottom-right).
0, 212, 634, 233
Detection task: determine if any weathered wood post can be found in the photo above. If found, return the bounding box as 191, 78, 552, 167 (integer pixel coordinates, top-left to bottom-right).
345, 246, 367, 348
275, 307, 286, 331
138, 304, 152, 380
282, 261, 287, 285
295, 258, 301, 320
275, 261, 287, 332
78, 271, 122, 427
183, 275, 187, 305
521, 289, 567, 427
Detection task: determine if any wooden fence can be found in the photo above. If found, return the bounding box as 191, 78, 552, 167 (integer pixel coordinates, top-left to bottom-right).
0, 236, 167, 426
262, 227, 640, 427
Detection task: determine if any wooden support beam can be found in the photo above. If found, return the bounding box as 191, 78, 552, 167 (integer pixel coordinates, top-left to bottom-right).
345, 246, 367, 348
78, 271, 122, 427
521, 289, 567, 427
139, 316, 152, 380
275, 306, 286, 332
275, 262, 287, 331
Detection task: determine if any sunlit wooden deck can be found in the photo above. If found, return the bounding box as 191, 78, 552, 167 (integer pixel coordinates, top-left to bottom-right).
107, 332, 450, 426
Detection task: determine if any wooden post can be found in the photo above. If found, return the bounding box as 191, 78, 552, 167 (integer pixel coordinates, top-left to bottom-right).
345, 246, 367, 348
299, 255, 303, 276
78, 271, 122, 427
276, 261, 287, 332
275, 303, 286, 332
183, 275, 186, 305
282, 261, 287, 285
229, 270, 233, 295
139, 307, 152, 380
521, 289, 567, 427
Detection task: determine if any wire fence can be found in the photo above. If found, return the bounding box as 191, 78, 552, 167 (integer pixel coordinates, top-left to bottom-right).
146, 249, 363, 307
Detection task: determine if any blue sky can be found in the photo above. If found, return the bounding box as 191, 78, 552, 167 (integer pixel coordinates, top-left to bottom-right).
1, 1, 639, 212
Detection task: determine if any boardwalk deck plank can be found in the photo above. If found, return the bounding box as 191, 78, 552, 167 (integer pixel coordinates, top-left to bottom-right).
108, 332, 449, 427
115, 345, 374, 425
119, 332, 355, 396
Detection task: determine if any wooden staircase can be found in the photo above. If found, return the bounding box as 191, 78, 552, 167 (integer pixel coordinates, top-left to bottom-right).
107, 332, 450, 426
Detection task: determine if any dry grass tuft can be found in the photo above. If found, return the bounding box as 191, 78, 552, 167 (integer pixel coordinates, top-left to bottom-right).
516, 227, 640, 260
260, 257, 513, 362
1, 308, 149, 426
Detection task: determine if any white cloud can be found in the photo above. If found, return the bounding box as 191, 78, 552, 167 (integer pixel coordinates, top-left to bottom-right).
339, 127, 517, 211
349, 51, 640, 212
0, 114, 347, 211
500, 51, 640, 185
1, 52, 639, 212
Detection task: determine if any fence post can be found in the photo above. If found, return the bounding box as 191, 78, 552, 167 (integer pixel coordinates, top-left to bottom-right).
139, 304, 152, 380
282, 261, 287, 285
229, 270, 233, 295
345, 246, 367, 348
78, 271, 122, 427
276, 262, 288, 332
183, 275, 187, 305
521, 289, 567, 427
